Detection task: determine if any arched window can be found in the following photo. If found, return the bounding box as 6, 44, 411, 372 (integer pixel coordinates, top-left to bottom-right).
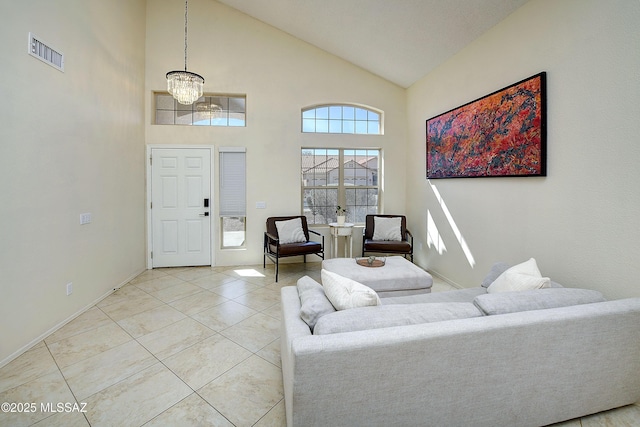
302, 104, 382, 134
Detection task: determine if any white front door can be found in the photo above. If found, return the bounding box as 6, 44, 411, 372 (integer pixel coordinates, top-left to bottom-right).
151, 148, 212, 267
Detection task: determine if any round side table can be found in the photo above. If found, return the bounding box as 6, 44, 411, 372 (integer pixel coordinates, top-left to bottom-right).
329, 222, 354, 258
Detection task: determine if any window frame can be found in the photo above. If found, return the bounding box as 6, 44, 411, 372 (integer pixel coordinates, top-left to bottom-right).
154, 92, 247, 127
301, 148, 381, 225
219, 147, 247, 249
301, 104, 383, 135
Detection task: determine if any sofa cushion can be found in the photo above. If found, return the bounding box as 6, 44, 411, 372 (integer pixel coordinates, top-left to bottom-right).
313, 302, 483, 335
481, 262, 511, 287
487, 258, 550, 293
383, 287, 487, 304
473, 288, 607, 315
275, 217, 306, 244
321, 269, 381, 310
297, 276, 336, 330
372, 216, 402, 241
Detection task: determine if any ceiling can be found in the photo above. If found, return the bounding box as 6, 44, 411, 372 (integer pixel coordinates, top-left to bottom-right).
217, 0, 530, 88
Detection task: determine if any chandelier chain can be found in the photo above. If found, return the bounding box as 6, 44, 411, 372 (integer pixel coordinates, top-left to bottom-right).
184, 0, 188, 72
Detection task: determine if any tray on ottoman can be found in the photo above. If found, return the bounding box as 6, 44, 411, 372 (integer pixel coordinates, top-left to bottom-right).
322, 256, 433, 297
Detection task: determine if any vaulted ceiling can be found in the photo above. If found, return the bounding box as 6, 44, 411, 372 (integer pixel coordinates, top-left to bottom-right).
218, 0, 530, 88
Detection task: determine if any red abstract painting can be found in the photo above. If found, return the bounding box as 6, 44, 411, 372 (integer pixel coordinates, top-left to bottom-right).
427, 72, 546, 178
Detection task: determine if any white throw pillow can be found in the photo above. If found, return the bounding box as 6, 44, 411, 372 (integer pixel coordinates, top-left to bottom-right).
487, 258, 550, 293
372, 216, 402, 241
321, 269, 381, 310
275, 218, 306, 244
297, 276, 336, 330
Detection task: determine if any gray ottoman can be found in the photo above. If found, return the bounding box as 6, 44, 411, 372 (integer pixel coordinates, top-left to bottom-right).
322, 256, 433, 297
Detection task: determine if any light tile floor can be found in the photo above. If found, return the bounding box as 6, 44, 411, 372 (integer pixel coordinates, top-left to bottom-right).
1, 262, 638, 426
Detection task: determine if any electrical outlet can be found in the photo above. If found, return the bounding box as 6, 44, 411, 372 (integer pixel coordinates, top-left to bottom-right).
80, 213, 92, 225
256, 201, 266, 209
66, 282, 73, 296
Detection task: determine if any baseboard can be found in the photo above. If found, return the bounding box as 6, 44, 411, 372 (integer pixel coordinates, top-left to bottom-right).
427, 269, 464, 289
0, 268, 145, 369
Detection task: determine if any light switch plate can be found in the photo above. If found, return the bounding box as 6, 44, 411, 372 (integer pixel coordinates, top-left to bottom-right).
256, 201, 267, 209
80, 213, 92, 225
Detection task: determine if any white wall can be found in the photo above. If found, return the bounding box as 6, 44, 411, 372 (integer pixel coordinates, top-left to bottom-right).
406, 0, 640, 299
0, 0, 147, 366
145, 0, 407, 266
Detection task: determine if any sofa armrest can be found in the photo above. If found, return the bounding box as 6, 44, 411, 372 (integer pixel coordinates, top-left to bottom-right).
280, 286, 311, 426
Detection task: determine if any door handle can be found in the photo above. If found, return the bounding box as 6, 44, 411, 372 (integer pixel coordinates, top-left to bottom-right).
199, 212, 210, 216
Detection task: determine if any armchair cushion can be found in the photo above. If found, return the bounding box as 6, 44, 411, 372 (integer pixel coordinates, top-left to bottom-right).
372, 216, 402, 241
277, 241, 323, 256
364, 215, 407, 240
275, 217, 306, 244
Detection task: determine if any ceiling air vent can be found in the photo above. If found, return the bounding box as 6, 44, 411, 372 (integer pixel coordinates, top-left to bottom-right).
28, 32, 64, 72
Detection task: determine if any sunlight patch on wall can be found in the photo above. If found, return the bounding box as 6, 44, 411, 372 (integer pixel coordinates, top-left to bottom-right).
429, 182, 476, 267
427, 210, 447, 254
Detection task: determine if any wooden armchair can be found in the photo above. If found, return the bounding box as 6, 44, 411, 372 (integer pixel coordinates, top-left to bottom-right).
264, 216, 324, 282
362, 214, 413, 262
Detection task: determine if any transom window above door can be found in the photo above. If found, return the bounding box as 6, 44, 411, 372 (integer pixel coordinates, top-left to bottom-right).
155, 93, 246, 126
302, 104, 382, 134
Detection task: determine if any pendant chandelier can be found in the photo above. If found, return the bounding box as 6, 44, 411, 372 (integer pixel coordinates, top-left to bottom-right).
166, 0, 204, 105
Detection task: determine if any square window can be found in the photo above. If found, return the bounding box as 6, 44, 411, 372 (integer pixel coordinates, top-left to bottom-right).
175, 110, 193, 125
228, 97, 245, 112
156, 110, 174, 125
329, 119, 342, 133
193, 112, 211, 126
343, 106, 355, 120
222, 217, 245, 248
316, 119, 329, 133
303, 118, 316, 132
355, 121, 368, 134
156, 95, 175, 110
329, 106, 342, 119
355, 108, 368, 120
343, 121, 355, 133
229, 112, 245, 126
316, 107, 329, 119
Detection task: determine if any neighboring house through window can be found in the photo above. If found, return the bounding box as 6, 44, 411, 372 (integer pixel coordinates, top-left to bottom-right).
302, 148, 380, 225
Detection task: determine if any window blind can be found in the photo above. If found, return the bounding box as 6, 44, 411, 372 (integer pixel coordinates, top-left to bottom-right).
219, 147, 246, 216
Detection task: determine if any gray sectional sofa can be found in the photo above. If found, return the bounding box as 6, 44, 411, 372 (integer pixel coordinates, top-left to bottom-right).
280, 263, 640, 427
